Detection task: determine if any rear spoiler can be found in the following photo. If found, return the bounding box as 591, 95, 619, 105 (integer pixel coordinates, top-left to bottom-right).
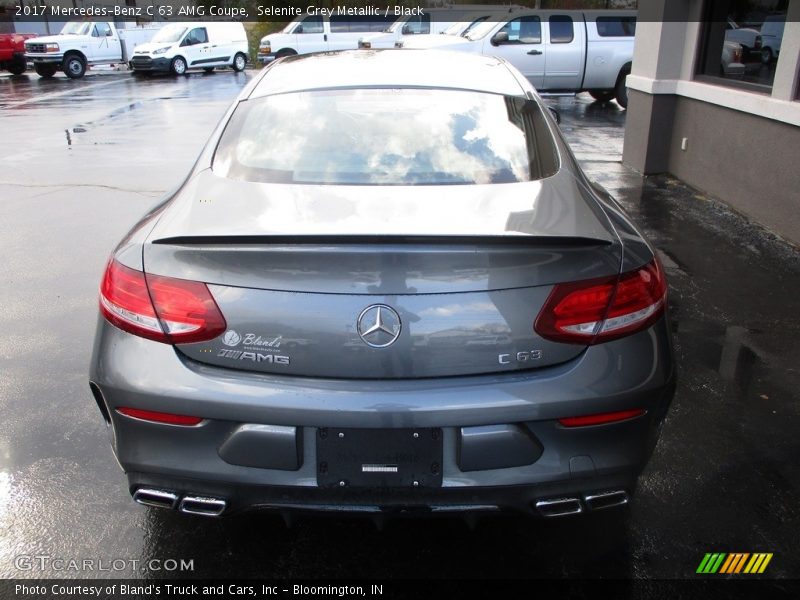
151, 235, 612, 247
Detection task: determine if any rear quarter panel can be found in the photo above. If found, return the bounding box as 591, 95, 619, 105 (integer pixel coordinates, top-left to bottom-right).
583, 21, 633, 89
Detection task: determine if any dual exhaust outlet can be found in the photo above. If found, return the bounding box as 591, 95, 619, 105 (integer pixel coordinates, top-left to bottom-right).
132, 488, 226, 517
535, 490, 629, 517
133, 487, 626, 518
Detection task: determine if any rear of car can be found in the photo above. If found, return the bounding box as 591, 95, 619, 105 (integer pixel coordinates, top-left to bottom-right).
0, 33, 36, 74
582, 12, 636, 104
90, 50, 675, 518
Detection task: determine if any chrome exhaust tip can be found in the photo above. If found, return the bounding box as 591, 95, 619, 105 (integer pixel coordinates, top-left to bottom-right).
584, 490, 629, 511
535, 497, 583, 517
133, 488, 179, 510
178, 495, 226, 517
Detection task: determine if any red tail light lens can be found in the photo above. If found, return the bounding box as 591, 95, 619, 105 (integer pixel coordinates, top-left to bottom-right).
535, 258, 667, 345
145, 271, 227, 343
100, 260, 164, 341
100, 259, 226, 344
559, 408, 646, 427
116, 407, 203, 426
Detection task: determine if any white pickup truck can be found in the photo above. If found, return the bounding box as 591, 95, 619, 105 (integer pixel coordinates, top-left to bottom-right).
402, 10, 637, 107
257, 4, 515, 63
358, 5, 525, 50
24, 21, 161, 79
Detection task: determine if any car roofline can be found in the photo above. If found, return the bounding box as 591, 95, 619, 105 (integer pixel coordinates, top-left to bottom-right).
243, 83, 528, 100
246, 49, 526, 99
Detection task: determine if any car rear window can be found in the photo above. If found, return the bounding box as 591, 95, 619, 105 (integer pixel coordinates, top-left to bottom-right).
596, 16, 637, 37
213, 88, 559, 186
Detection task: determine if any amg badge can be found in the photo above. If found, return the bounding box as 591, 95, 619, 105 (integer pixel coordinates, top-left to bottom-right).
217, 349, 290, 365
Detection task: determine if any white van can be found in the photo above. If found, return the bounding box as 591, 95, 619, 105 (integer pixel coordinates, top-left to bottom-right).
130, 22, 248, 75
257, 14, 394, 63
759, 14, 785, 63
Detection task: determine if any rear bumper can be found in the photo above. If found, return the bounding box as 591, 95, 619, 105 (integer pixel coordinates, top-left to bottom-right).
724, 62, 746, 77
128, 472, 641, 517
90, 315, 676, 516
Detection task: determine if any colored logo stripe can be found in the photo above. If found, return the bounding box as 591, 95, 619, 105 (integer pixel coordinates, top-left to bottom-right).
697, 553, 773, 574
720, 553, 749, 573
697, 553, 726, 573
744, 553, 773, 574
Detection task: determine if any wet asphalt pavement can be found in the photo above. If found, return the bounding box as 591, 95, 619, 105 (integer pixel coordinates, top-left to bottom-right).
0, 68, 798, 582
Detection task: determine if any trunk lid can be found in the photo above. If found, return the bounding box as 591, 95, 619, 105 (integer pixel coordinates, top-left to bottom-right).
144, 170, 621, 378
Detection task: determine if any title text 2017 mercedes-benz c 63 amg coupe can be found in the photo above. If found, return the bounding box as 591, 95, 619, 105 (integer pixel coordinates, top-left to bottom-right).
90, 50, 675, 518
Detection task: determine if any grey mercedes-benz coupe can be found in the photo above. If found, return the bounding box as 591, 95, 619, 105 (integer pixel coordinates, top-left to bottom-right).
90, 50, 675, 518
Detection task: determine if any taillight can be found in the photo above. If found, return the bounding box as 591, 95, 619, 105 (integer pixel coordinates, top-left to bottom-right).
534, 258, 667, 345
734, 46, 743, 63
116, 407, 203, 426
99, 259, 226, 344
100, 260, 163, 341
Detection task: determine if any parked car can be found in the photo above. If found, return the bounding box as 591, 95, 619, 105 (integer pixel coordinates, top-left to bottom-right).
129, 22, 248, 76
400, 10, 637, 107
724, 19, 764, 61
24, 21, 161, 79
91, 49, 675, 519
0, 33, 36, 74
257, 13, 395, 63
759, 14, 785, 63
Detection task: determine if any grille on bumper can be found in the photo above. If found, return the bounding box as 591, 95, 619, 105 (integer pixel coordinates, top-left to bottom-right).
131, 56, 153, 69
26, 43, 47, 53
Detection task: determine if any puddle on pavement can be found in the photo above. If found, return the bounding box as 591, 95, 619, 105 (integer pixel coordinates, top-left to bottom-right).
68, 101, 147, 146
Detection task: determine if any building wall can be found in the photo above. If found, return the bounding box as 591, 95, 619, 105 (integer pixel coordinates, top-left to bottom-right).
666, 95, 800, 243
623, 0, 800, 246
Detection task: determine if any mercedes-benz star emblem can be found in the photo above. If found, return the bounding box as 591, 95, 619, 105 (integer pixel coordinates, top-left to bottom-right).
357, 304, 402, 348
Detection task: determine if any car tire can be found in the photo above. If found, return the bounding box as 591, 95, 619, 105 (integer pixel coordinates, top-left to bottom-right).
170, 56, 187, 76
275, 49, 297, 60
232, 52, 247, 72
8, 56, 27, 75
63, 54, 86, 79
589, 91, 615, 103
34, 63, 58, 78
615, 69, 630, 109
761, 47, 773, 64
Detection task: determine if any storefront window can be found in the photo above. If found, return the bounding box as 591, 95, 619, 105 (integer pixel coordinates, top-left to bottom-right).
696, 0, 786, 91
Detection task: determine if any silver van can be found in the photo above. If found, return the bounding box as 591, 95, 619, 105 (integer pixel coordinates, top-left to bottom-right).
257, 14, 395, 63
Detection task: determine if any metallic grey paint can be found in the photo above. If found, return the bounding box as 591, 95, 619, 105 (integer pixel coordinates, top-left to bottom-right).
90, 50, 675, 516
